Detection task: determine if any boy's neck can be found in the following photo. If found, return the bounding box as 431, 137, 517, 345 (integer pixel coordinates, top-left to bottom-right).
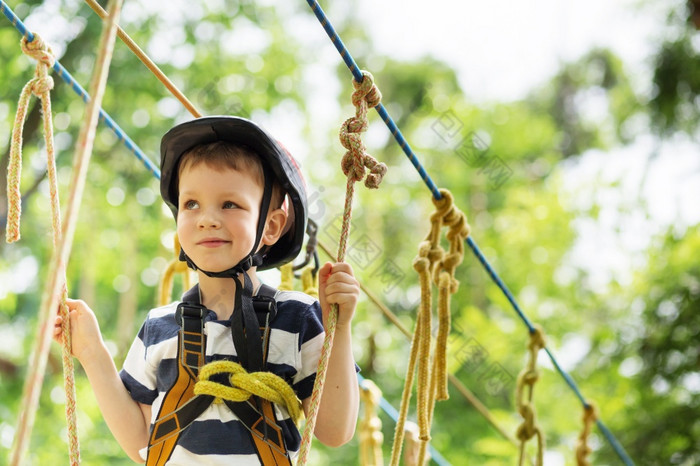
195, 270, 261, 321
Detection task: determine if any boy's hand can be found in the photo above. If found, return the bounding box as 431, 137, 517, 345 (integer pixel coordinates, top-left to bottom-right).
53, 298, 105, 364
318, 262, 360, 328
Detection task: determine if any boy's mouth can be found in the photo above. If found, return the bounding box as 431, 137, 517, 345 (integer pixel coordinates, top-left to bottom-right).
197, 238, 230, 248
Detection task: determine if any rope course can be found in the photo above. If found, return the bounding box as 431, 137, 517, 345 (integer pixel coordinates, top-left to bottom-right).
0, 1, 635, 465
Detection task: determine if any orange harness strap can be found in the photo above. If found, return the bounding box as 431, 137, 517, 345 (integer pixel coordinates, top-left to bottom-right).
146, 286, 292, 465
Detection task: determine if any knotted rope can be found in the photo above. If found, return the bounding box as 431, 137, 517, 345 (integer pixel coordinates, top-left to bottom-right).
6, 34, 55, 243
194, 360, 303, 425
157, 234, 192, 306
576, 403, 598, 466
516, 325, 546, 466
359, 378, 384, 466
5, 32, 81, 466
297, 70, 386, 464
390, 189, 470, 466
10, 1, 123, 463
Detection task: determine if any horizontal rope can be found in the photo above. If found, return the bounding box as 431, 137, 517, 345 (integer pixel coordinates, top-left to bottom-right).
303, 2, 634, 465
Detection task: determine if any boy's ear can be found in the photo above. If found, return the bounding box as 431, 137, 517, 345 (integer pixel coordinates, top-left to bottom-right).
261, 207, 288, 246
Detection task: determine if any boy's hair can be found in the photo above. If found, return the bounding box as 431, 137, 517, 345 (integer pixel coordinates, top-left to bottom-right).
177, 141, 285, 210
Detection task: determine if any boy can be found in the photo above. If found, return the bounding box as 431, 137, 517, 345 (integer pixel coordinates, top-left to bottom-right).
54, 116, 360, 464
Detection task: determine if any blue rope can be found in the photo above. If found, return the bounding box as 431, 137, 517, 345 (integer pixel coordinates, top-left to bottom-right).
0, 0, 160, 180
358, 373, 451, 466
304, 2, 635, 464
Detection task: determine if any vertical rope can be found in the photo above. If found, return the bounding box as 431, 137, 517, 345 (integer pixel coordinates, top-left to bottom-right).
515, 326, 546, 466
157, 234, 191, 306
390, 189, 469, 465
10, 1, 123, 463
278, 263, 294, 292
359, 378, 384, 466
297, 70, 386, 464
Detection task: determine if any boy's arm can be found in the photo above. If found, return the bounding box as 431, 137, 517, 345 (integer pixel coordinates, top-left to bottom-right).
56, 299, 150, 463
307, 262, 360, 447
303, 320, 359, 447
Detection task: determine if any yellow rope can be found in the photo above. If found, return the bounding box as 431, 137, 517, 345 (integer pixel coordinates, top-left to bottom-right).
390, 189, 470, 466
359, 379, 384, 466
515, 325, 546, 466
300, 265, 319, 299
157, 234, 191, 306
576, 403, 598, 466
194, 360, 303, 425
278, 262, 294, 292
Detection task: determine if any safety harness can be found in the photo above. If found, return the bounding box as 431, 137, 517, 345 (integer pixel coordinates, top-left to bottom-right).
146, 283, 293, 466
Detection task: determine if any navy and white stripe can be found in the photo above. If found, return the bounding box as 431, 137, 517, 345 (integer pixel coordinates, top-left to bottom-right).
120, 289, 323, 465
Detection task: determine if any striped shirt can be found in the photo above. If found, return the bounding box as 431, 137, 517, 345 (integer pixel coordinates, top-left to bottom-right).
119, 289, 324, 465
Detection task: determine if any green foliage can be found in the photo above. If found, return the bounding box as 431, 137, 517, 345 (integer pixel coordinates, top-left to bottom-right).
0, 1, 698, 465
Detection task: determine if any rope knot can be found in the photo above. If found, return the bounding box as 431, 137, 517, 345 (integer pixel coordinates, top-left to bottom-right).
352, 71, 381, 110
529, 326, 546, 352
29, 75, 55, 96
516, 403, 538, 441
520, 367, 540, 386
413, 255, 431, 274
432, 189, 454, 217
20, 34, 55, 68
194, 360, 303, 425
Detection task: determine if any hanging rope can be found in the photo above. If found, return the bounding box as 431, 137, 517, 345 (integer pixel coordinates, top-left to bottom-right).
278, 262, 294, 292
390, 189, 470, 466
297, 70, 386, 464
300, 265, 319, 299
515, 325, 546, 466
359, 378, 384, 466
157, 234, 192, 306
576, 403, 598, 466
5, 31, 81, 466
10, 0, 124, 464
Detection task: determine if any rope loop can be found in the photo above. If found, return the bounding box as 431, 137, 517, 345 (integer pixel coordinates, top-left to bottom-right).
20, 34, 55, 68
576, 403, 598, 466
515, 324, 546, 466
194, 360, 303, 425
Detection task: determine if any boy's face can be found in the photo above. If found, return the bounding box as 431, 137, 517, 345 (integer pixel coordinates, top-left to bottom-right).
176, 161, 263, 273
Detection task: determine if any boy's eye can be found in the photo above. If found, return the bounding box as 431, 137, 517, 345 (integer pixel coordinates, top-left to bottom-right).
222, 201, 238, 209
183, 200, 199, 210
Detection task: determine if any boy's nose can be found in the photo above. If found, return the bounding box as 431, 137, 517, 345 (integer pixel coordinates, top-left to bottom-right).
197, 210, 221, 229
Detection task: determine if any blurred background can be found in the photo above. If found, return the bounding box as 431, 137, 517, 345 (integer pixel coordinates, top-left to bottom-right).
1, 0, 698, 464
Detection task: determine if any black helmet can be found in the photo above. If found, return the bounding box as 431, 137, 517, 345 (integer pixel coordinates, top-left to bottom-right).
160, 116, 308, 271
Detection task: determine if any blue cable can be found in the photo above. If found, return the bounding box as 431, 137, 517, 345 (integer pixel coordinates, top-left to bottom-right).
358, 373, 451, 466
0, 0, 160, 180
303, 1, 635, 464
